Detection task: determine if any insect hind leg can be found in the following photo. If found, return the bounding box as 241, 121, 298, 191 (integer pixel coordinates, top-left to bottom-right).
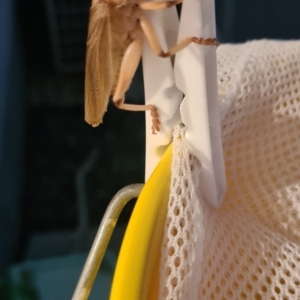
114, 100, 160, 134
112, 37, 160, 134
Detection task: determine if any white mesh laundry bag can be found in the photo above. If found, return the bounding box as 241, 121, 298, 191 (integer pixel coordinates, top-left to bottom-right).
159, 40, 300, 300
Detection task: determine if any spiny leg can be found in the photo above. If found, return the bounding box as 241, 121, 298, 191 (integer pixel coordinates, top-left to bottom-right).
139, 13, 218, 58
112, 37, 160, 134
138, 0, 183, 10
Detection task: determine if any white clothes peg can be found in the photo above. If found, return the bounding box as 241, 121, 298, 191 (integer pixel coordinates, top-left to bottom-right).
175, 0, 226, 207
142, 8, 182, 180
143, 0, 227, 207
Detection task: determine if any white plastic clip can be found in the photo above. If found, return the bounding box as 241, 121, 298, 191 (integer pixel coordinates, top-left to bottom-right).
142, 7, 182, 180
143, 0, 227, 207
174, 0, 226, 207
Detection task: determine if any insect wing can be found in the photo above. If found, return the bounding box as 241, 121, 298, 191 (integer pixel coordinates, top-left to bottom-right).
85, 3, 114, 127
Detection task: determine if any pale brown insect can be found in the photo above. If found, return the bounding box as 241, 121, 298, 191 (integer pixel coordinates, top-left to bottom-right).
84, 0, 218, 134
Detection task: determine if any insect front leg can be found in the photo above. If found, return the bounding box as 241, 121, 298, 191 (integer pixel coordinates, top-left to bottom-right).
138, 0, 182, 10
139, 13, 218, 58
112, 38, 160, 134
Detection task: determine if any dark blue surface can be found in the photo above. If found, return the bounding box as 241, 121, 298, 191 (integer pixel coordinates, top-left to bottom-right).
0, 0, 26, 274
217, 0, 300, 42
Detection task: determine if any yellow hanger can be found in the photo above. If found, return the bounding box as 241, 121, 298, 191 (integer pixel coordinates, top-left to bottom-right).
72, 144, 172, 300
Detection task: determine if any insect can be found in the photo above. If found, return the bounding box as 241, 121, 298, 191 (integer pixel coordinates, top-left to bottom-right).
84, 0, 218, 134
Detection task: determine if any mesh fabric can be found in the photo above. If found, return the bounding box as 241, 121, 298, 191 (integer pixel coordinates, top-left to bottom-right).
159, 40, 300, 300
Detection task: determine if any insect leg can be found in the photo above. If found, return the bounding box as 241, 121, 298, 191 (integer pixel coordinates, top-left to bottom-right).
112, 38, 160, 134
139, 13, 218, 58
138, 0, 182, 10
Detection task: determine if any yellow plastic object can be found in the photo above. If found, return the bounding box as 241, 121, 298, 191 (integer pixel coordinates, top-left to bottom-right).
110, 143, 173, 300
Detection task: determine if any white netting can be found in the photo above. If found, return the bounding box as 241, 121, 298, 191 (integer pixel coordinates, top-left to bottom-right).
159, 125, 204, 300
159, 40, 300, 299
